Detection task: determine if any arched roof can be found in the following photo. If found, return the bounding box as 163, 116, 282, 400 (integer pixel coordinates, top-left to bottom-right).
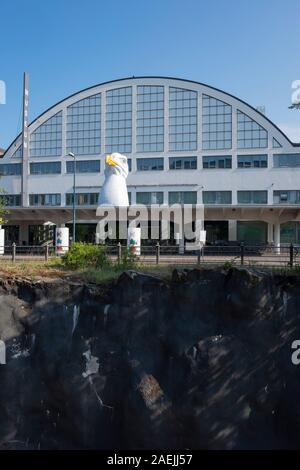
4, 76, 299, 157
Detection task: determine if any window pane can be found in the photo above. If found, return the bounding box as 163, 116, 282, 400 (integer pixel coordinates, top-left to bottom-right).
237, 111, 267, 149
137, 158, 164, 171
203, 155, 232, 169
30, 112, 63, 157
202, 95, 232, 150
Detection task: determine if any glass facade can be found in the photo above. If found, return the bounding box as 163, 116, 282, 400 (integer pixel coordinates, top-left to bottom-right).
169, 87, 197, 151
67, 94, 101, 155
66, 193, 98, 206
106, 87, 132, 153
0, 163, 22, 176
169, 156, 197, 170
237, 221, 267, 243
29, 194, 61, 206
5, 80, 300, 221
66, 160, 100, 173
137, 157, 164, 171
237, 154, 268, 168
281, 222, 300, 244
202, 95, 232, 150
203, 191, 232, 204
237, 190, 268, 204
136, 192, 164, 204
12, 146, 22, 158
203, 155, 232, 169
0, 194, 21, 206
168, 191, 197, 204
30, 111, 62, 157
273, 190, 300, 204
273, 138, 282, 148
30, 162, 61, 175
237, 111, 268, 149
273, 154, 300, 167
137, 86, 164, 152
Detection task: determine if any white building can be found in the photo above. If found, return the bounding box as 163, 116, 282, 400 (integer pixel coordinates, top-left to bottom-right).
1, 76, 300, 246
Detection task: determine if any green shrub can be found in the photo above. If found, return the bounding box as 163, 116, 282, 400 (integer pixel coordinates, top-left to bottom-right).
62, 243, 110, 270
223, 260, 233, 270
117, 247, 139, 270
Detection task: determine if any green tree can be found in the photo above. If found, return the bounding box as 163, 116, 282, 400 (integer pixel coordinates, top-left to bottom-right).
0, 188, 8, 225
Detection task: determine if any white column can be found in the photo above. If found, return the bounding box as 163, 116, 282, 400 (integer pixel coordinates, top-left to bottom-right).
197, 187, 202, 205
267, 187, 273, 205
232, 190, 238, 205
163, 189, 168, 205
228, 220, 237, 241
0, 227, 4, 255
274, 222, 281, 253
267, 223, 274, 244
131, 187, 137, 204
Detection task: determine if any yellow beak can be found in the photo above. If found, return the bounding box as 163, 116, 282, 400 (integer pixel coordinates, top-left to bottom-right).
106, 154, 117, 167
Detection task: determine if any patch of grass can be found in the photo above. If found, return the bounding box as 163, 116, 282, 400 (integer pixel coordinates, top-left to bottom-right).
6, 254, 298, 285
261, 265, 300, 276
0, 257, 172, 284
81, 266, 125, 284
0, 258, 69, 280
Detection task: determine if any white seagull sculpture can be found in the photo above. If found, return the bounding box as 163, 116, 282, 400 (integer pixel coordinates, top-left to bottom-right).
99, 153, 129, 206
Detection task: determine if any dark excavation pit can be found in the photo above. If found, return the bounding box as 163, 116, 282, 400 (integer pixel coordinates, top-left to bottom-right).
0, 267, 300, 450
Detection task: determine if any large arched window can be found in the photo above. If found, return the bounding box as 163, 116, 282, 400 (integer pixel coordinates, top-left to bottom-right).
202, 95, 232, 150
169, 87, 197, 151
30, 111, 62, 157
106, 87, 132, 154
136, 86, 164, 152
237, 110, 267, 149
12, 145, 22, 158
67, 94, 101, 155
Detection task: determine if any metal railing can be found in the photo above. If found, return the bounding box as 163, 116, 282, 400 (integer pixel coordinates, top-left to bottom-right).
0, 242, 299, 268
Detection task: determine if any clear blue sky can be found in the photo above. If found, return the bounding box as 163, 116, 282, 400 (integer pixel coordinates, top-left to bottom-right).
0, 0, 300, 149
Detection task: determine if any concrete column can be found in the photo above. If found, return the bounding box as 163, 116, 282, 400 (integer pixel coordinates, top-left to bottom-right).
267, 223, 274, 244
164, 155, 169, 172
130, 188, 137, 204
274, 222, 281, 253
267, 188, 273, 206
197, 187, 202, 205
228, 220, 237, 242
163, 189, 168, 205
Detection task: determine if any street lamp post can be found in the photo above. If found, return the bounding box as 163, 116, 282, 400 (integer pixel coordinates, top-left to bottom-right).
68, 152, 76, 243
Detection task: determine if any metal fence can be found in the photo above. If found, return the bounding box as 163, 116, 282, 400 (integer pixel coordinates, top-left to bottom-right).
0, 242, 299, 268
